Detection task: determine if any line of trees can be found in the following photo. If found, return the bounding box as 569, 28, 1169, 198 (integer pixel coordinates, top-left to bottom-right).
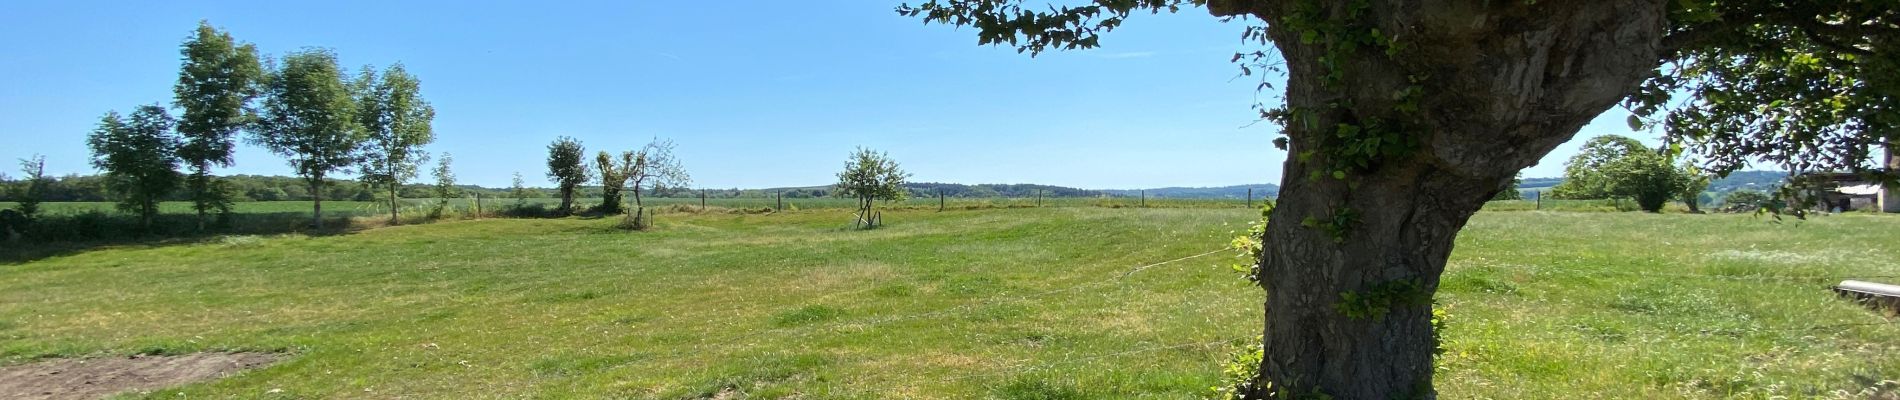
540, 136, 690, 228
45, 21, 443, 231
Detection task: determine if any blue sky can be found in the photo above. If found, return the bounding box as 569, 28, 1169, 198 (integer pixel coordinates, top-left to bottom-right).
0, 1, 1655, 189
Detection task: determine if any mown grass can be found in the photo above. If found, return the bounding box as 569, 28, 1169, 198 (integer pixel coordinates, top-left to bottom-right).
0, 208, 1896, 398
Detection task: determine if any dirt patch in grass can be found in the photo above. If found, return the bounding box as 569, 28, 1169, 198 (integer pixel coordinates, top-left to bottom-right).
0, 352, 280, 400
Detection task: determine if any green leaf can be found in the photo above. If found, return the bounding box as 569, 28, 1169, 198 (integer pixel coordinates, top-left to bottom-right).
1625, 115, 1643, 130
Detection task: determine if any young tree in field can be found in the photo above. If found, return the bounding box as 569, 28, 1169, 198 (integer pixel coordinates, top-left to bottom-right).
904, 0, 1897, 396
251, 49, 364, 229
510, 172, 532, 207
86, 106, 184, 231
545, 136, 590, 215
355, 63, 435, 225
594, 151, 628, 214
13, 155, 48, 218
834, 147, 908, 229
1551, 135, 1650, 200
430, 152, 458, 218
174, 21, 263, 231
620, 139, 690, 228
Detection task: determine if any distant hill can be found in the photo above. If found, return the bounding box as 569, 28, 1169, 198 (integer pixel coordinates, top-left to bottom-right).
1101, 184, 1280, 199
1515, 170, 1788, 194
1705, 170, 1788, 193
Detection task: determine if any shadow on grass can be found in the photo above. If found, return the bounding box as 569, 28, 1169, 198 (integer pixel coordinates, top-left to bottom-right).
0, 211, 368, 264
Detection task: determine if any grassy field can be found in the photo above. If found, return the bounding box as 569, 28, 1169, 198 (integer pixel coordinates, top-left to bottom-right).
1, 208, 1897, 398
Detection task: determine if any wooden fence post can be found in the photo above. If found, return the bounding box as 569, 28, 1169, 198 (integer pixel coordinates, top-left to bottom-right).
1141, 190, 1146, 208
938, 189, 944, 212
1036, 190, 1042, 207
700, 190, 707, 211
777, 191, 783, 212
1535, 191, 1542, 210
1247, 188, 1253, 208
474, 193, 482, 219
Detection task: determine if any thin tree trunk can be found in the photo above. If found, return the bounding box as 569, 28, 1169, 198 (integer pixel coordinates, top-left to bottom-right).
389, 185, 400, 225
310, 175, 325, 230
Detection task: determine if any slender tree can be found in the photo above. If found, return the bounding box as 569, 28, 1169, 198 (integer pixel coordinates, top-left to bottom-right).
834, 147, 908, 229
174, 20, 263, 231
904, 0, 1896, 396
355, 63, 436, 225
621, 138, 690, 228
86, 106, 184, 231
430, 152, 458, 218
250, 49, 364, 229
510, 172, 532, 207
13, 155, 47, 219
545, 136, 590, 215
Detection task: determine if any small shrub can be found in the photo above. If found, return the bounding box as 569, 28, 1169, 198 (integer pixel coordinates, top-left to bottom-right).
1211, 336, 1264, 400
996, 377, 1088, 400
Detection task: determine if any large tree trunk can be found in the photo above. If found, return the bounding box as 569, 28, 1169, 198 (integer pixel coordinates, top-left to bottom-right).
1213, 1, 1670, 397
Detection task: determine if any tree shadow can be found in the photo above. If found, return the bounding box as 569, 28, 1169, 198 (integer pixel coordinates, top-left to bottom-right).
0, 211, 368, 264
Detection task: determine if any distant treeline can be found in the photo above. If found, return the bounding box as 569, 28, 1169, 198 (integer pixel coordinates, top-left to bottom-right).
1517, 170, 1787, 194
0, 174, 527, 203
0, 175, 1148, 202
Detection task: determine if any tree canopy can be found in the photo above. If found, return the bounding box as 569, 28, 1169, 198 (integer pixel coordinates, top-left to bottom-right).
835, 147, 909, 229
86, 106, 183, 231
250, 49, 365, 229
545, 136, 591, 214
355, 63, 436, 224
173, 21, 263, 228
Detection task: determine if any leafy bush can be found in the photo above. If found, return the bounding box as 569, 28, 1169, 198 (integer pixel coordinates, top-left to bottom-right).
1211, 336, 1264, 400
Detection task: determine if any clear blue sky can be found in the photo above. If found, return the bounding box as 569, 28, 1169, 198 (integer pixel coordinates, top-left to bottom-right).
0, 1, 1654, 189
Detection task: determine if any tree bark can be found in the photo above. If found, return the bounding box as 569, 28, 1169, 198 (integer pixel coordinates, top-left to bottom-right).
309, 174, 325, 230
1217, 1, 1670, 398
388, 185, 400, 225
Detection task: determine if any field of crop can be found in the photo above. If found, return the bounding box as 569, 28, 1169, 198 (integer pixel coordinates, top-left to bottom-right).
1, 207, 1897, 398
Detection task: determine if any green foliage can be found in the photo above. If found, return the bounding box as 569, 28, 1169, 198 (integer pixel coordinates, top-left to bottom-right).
834, 147, 910, 229
1334, 279, 1429, 320
593, 151, 627, 215
173, 21, 263, 226
1212, 336, 1265, 400
1631, 1, 1900, 186
1492, 175, 1523, 201
510, 172, 532, 206
429, 152, 457, 218
1228, 202, 1272, 284
354, 63, 435, 223
1298, 207, 1357, 243
250, 48, 365, 227
1601, 151, 1688, 213
86, 106, 184, 230
544, 136, 590, 214
1550, 135, 1650, 200
1719, 189, 1774, 213
13, 155, 47, 218
1552, 135, 1693, 212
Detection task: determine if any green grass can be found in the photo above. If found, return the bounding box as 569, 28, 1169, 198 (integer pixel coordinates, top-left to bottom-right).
0, 208, 1896, 398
